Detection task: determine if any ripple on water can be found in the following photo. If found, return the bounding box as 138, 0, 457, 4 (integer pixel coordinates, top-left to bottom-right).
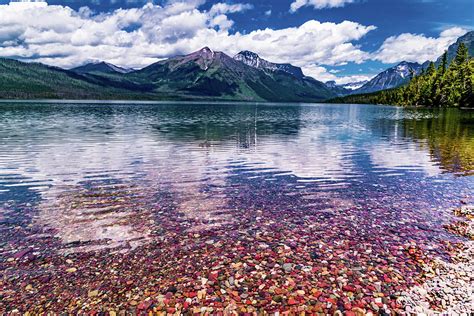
0, 102, 473, 312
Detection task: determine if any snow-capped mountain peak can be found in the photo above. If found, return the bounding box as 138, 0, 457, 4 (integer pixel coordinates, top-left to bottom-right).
354, 61, 422, 94
233, 51, 304, 79
234, 50, 265, 68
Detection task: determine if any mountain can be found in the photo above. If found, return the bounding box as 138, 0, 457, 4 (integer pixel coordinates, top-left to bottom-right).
325, 61, 424, 97
325, 80, 369, 96
0, 47, 335, 102
129, 47, 335, 102
325, 81, 351, 96
339, 80, 369, 90
71, 61, 133, 74
354, 61, 422, 94
0, 58, 151, 99
324, 60, 422, 97
233, 51, 305, 79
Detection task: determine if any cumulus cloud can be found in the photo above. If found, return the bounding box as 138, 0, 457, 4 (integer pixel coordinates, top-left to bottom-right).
374, 27, 467, 64
0, 0, 376, 82
290, 0, 355, 12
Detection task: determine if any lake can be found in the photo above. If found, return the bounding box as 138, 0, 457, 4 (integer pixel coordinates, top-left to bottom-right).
1, 102, 473, 313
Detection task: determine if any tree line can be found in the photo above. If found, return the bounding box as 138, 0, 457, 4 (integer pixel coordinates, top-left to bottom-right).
330, 43, 473, 107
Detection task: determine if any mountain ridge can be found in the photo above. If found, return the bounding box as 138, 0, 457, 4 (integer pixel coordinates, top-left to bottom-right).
71, 61, 133, 74
0, 47, 335, 102
1, 31, 472, 102
233, 51, 305, 79
353, 61, 422, 94
131, 47, 335, 101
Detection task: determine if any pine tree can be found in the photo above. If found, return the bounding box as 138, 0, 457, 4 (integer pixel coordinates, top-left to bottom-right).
439, 51, 448, 75
454, 43, 469, 67
426, 62, 436, 76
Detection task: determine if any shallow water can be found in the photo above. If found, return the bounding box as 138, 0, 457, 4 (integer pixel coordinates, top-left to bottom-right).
0, 102, 473, 312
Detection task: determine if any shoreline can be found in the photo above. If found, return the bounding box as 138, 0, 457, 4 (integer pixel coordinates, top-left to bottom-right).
399, 204, 474, 314
1, 99, 471, 110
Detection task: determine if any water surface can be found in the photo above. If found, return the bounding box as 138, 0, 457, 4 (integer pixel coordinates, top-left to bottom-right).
0, 102, 473, 312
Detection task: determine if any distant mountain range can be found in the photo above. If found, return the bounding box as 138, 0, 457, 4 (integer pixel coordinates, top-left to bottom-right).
327, 61, 423, 96
0, 31, 472, 101
325, 80, 369, 96
353, 61, 422, 94
0, 47, 334, 102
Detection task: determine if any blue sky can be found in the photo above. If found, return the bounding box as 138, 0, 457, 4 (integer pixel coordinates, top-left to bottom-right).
0, 0, 472, 83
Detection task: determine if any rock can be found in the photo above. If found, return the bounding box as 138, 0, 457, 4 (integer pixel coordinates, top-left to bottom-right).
88, 290, 99, 297
13, 248, 32, 259
282, 263, 293, 273
208, 271, 219, 281
66, 267, 77, 273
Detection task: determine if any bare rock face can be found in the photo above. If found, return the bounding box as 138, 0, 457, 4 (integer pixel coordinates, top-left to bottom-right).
233, 50, 305, 79
355, 61, 422, 94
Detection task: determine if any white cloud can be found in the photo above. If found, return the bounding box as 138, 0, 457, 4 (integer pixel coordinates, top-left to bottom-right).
374, 27, 467, 64
290, 0, 355, 12
303, 64, 373, 84
223, 20, 376, 67
0, 0, 376, 83
208, 2, 253, 16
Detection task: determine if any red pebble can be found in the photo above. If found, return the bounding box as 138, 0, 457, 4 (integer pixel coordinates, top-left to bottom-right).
137, 301, 152, 310
209, 271, 219, 281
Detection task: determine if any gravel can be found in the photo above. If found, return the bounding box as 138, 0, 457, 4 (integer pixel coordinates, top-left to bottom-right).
399, 205, 474, 314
